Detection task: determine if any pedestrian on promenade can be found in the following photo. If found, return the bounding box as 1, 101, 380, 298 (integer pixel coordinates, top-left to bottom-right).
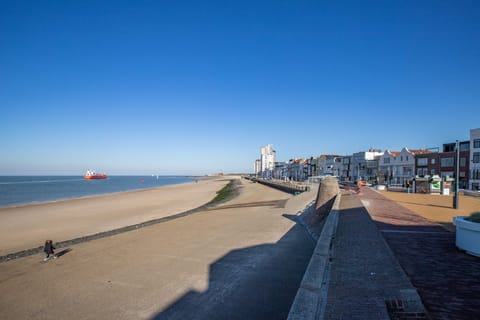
43, 240, 56, 261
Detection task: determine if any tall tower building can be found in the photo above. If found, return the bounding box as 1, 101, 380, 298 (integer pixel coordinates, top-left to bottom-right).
253, 159, 262, 176
260, 144, 276, 178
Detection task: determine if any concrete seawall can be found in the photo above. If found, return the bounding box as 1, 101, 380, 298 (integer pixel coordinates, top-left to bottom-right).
243, 177, 309, 194
288, 176, 340, 319
288, 194, 340, 319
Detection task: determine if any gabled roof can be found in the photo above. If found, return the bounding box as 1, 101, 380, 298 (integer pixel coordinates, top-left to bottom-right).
289, 158, 305, 164
384, 150, 400, 156
319, 154, 341, 159
408, 149, 432, 155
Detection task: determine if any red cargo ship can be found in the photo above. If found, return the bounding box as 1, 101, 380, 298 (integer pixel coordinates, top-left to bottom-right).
84, 169, 107, 180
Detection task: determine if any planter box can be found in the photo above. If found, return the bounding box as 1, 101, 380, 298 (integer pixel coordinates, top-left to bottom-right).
453, 216, 480, 257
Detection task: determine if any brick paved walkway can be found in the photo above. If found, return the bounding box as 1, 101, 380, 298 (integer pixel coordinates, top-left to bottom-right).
324, 192, 426, 320
360, 188, 480, 320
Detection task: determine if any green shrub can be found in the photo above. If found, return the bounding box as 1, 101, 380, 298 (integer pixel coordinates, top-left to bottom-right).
208, 180, 237, 206
466, 212, 480, 223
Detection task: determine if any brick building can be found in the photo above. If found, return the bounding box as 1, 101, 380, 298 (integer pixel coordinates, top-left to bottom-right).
415, 141, 470, 189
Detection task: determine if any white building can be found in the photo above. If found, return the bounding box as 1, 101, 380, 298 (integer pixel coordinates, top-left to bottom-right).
273, 162, 288, 180
253, 159, 262, 176
287, 158, 307, 181
352, 149, 384, 182
260, 144, 276, 178
317, 155, 343, 177
379, 148, 429, 185
470, 128, 480, 190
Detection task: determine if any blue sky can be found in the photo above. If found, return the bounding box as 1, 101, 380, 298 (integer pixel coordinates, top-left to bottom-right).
1, 1, 479, 175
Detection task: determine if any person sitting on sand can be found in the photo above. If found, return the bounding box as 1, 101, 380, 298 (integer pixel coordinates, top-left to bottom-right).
43, 240, 56, 261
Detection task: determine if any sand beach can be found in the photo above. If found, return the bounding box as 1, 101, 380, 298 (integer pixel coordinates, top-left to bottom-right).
0, 176, 317, 319
0, 176, 231, 256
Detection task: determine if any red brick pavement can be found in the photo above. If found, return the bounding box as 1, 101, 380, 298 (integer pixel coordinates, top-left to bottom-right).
359, 187, 480, 320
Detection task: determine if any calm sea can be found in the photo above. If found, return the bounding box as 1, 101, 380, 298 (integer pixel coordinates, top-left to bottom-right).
0, 176, 196, 208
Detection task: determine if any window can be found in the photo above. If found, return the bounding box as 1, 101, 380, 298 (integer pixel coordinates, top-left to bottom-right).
441, 157, 454, 167
401, 156, 403, 161
403, 166, 413, 176
406, 156, 409, 161
441, 171, 454, 178
417, 158, 428, 166
417, 168, 422, 175
460, 157, 466, 167
472, 169, 480, 180
431, 159, 436, 164
460, 171, 466, 177
474, 152, 480, 163
431, 169, 435, 175
474, 139, 480, 148
384, 158, 390, 164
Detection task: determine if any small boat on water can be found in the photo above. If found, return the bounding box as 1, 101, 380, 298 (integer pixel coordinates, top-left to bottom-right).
84, 169, 107, 180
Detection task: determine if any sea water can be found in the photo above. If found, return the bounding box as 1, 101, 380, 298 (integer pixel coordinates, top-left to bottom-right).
0, 176, 195, 208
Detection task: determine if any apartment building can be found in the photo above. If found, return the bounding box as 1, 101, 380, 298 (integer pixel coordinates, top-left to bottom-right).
443, 141, 470, 189
260, 144, 276, 178
253, 159, 262, 176
287, 158, 307, 181
415, 141, 470, 189
352, 149, 383, 182
341, 155, 352, 181
273, 162, 288, 180
471, 128, 480, 190
379, 148, 430, 185
317, 155, 343, 177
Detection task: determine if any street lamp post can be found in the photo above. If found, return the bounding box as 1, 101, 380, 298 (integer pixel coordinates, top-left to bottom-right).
454, 140, 460, 209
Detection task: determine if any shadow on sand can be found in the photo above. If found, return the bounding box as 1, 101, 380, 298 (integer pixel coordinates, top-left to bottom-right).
152, 218, 315, 320
207, 199, 289, 211
55, 248, 72, 258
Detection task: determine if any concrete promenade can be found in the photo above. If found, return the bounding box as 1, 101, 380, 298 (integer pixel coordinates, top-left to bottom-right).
291, 185, 480, 319
323, 191, 428, 319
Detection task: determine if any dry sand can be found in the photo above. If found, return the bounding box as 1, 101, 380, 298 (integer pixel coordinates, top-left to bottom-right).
0, 177, 231, 256
378, 190, 480, 231
0, 177, 317, 320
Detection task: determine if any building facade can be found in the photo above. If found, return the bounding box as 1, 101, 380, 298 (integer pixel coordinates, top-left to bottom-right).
253, 159, 262, 176
352, 149, 383, 182
287, 159, 307, 181
415, 144, 470, 190
273, 162, 288, 180
260, 144, 276, 178
341, 156, 352, 181
317, 155, 343, 177
379, 148, 429, 185
443, 141, 470, 189
470, 128, 480, 190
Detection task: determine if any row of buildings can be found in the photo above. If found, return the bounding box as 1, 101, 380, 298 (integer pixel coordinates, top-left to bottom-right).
253, 128, 480, 191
